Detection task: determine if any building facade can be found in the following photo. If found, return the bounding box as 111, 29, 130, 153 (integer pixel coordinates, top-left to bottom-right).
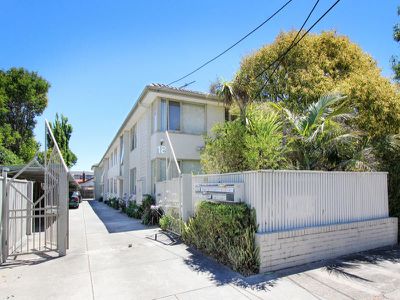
92, 84, 225, 201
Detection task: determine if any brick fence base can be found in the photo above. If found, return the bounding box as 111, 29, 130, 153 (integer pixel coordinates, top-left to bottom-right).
256, 217, 398, 273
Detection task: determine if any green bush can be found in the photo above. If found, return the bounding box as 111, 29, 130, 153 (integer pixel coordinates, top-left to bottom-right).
142, 205, 163, 226
141, 194, 155, 210
107, 197, 119, 209
126, 201, 143, 219
120, 200, 127, 213
182, 201, 259, 276
159, 215, 173, 231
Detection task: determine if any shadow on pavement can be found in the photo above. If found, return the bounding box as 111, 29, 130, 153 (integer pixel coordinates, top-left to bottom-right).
87, 200, 149, 233
323, 245, 400, 282
183, 244, 400, 291
0, 251, 59, 270
183, 247, 278, 291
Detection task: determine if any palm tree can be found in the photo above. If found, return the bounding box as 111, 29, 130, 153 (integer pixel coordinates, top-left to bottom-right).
215, 78, 251, 124
273, 93, 358, 170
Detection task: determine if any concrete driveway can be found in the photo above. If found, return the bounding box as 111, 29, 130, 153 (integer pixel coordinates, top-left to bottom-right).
1, 200, 400, 300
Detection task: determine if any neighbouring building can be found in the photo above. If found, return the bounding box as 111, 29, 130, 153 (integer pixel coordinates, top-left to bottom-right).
92, 84, 225, 201
70, 171, 94, 184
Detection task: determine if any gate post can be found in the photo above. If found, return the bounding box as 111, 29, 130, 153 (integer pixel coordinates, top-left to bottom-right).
57, 171, 68, 256
1, 169, 9, 263
26, 181, 33, 235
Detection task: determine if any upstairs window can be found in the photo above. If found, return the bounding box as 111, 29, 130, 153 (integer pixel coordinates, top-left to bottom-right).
120, 136, 124, 166
130, 124, 137, 151
168, 101, 180, 131
157, 99, 181, 132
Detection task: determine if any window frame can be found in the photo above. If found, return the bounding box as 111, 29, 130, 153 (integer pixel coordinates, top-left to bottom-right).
168, 100, 181, 131
130, 124, 137, 151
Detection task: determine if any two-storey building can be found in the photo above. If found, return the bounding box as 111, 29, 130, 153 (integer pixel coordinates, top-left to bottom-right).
92, 84, 225, 201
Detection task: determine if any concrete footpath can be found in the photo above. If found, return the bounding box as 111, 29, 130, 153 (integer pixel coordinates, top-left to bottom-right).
1, 199, 400, 300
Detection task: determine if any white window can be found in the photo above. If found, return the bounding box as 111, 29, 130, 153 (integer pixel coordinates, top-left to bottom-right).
131, 124, 137, 151
120, 136, 124, 166
181, 160, 202, 174
160, 99, 167, 131
168, 101, 180, 131
130, 168, 136, 195
154, 99, 182, 132
182, 103, 205, 134
152, 101, 158, 133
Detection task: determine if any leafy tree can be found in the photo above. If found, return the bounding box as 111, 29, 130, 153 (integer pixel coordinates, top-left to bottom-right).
47, 113, 77, 168
274, 93, 375, 171
229, 30, 400, 221
235, 31, 400, 140
0, 68, 49, 162
201, 104, 287, 173
214, 79, 251, 123
392, 6, 400, 81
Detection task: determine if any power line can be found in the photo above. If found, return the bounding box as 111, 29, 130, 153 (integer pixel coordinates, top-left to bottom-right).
256, 0, 342, 96
167, 0, 294, 86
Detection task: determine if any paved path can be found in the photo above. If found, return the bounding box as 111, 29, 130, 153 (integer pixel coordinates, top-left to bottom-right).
1, 200, 400, 300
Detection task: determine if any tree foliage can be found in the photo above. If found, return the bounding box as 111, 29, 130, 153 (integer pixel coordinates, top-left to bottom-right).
47, 113, 77, 168
392, 6, 400, 81
274, 93, 375, 171
205, 31, 400, 221
201, 104, 287, 173
235, 31, 400, 139
0, 68, 49, 164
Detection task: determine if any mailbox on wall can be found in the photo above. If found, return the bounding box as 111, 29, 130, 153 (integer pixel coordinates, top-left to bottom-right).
194, 183, 244, 203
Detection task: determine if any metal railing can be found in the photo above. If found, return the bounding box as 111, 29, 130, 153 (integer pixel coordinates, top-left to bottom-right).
1, 120, 69, 262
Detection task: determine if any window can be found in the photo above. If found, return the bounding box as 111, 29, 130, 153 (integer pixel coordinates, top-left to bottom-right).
181, 160, 202, 174
120, 136, 124, 166
160, 99, 167, 131
182, 103, 205, 134
152, 101, 158, 133
168, 101, 180, 131
130, 168, 136, 195
130, 124, 137, 151
114, 178, 117, 194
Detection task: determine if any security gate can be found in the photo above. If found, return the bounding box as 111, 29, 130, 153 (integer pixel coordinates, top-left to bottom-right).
1, 120, 68, 261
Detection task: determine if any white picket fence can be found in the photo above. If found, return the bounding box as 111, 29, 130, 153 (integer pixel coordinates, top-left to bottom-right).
156, 170, 389, 233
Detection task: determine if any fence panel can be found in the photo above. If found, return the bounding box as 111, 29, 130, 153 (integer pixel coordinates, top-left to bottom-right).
193, 170, 389, 233
156, 177, 182, 234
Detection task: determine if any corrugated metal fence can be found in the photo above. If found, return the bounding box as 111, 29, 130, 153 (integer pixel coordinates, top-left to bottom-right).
192, 170, 388, 233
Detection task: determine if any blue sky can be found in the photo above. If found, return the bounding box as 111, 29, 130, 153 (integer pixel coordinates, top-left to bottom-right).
0, 0, 398, 171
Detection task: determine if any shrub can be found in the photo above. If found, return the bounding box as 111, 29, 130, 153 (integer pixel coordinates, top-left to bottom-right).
107, 197, 119, 209
120, 200, 127, 213
142, 205, 163, 226
182, 201, 259, 276
159, 214, 173, 231
141, 194, 155, 210
126, 201, 143, 219
201, 104, 288, 174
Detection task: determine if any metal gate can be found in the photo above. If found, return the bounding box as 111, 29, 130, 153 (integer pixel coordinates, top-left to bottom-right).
1, 120, 68, 261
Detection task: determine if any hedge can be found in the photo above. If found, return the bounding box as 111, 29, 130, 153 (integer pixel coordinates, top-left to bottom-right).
182, 201, 259, 276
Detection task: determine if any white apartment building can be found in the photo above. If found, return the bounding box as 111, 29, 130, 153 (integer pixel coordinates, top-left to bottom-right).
92, 84, 225, 201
